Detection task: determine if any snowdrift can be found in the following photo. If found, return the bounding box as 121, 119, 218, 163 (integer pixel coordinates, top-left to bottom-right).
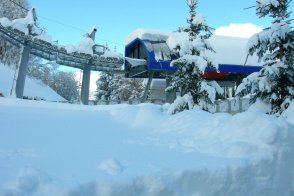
0, 98, 293, 195
0, 63, 65, 101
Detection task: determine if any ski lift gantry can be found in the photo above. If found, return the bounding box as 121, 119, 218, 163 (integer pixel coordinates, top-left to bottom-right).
0, 8, 124, 105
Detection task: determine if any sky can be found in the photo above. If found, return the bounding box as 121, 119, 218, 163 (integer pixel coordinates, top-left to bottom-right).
27, 0, 282, 52
25, 0, 293, 92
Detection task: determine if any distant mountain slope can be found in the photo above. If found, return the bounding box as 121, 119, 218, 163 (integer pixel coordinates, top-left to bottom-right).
0, 63, 65, 101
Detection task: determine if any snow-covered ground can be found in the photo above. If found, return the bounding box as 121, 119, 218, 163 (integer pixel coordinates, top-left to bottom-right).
0, 63, 65, 101
0, 97, 294, 195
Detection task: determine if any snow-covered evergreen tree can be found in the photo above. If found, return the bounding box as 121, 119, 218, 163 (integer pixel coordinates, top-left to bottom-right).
166, 0, 223, 113
50, 71, 79, 102
120, 78, 144, 100
95, 73, 145, 102
0, 0, 28, 67
95, 72, 114, 101
109, 74, 124, 100
236, 0, 294, 114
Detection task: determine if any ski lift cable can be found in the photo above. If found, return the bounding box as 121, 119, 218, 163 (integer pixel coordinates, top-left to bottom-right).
7, 0, 125, 46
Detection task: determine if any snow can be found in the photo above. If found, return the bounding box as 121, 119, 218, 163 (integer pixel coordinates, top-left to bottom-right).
193, 13, 206, 26
0, 97, 294, 195
207, 35, 261, 66
102, 50, 124, 59
0, 8, 42, 36
0, 63, 65, 101
166, 93, 194, 115
282, 101, 294, 124
257, 0, 280, 15
65, 38, 95, 55
65, 38, 123, 60
76, 37, 96, 55
64, 44, 76, 54
200, 80, 224, 103
151, 79, 166, 89
34, 34, 53, 44
0, 17, 11, 27
258, 0, 279, 7
125, 57, 147, 67
247, 21, 291, 57
166, 31, 189, 52
125, 28, 171, 45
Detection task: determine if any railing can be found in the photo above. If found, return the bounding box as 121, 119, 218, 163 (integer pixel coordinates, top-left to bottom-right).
207, 98, 251, 114
91, 100, 145, 105
90, 98, 251, 114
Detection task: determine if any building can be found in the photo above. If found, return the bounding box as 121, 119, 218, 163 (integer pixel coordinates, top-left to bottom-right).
125, 29, 262, 102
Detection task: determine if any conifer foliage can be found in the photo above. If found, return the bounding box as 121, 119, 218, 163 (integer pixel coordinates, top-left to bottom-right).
95, 73, 144, 102
95, 72, 114, 101
236, 0, 294, 114
166, 0, 223, 113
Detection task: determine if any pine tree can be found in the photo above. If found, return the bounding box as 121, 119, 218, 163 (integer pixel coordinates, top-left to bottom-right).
95, 72, 114, 101
109, 74, 124, 100
166, 0, 223, 113
95, 73, 145, 102
52, 71, 79, 102
236, 0, 294, 114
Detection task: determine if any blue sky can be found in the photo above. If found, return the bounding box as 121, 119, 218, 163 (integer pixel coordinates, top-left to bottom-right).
28, 0, 284, 53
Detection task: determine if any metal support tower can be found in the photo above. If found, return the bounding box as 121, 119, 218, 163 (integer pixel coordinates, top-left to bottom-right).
14, 8, 37, 99
80, 28, 96, 105
81, 65, 91, 105
141, 71, 154, 102
15, 44, 30, 98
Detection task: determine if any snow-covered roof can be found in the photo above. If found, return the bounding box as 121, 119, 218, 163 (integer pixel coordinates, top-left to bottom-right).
126, 29, 262, 66
125, 28, 171, 45
73, 37, 96, 55
207, 35, 261, 66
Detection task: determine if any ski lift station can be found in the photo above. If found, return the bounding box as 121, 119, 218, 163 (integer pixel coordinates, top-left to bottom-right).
125, 29, 262, 102
0, 9, 262, 104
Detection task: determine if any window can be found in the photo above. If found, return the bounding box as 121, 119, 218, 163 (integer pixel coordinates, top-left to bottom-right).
128, 44, 147, 60
151, 42, 171, 61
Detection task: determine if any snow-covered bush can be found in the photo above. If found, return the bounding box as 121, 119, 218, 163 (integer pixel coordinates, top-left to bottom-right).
198, 80, 224, 110
166, 0, 223, 112
167, 93, 194, 115
236, 0, 294, 114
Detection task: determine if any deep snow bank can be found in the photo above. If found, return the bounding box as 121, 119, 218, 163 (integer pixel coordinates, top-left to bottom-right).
0, 98, 293, 195
0, 63, 65, 101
